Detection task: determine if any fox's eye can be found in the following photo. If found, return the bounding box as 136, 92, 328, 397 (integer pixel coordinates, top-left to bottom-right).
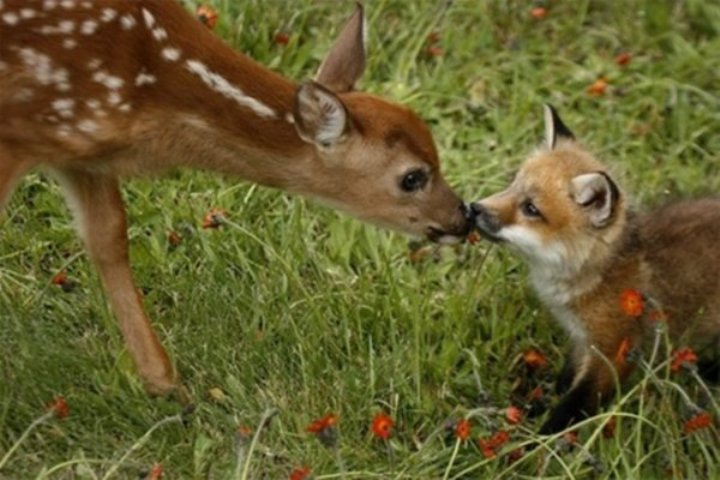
400, 169, 428, 192
521, 200, 542, 218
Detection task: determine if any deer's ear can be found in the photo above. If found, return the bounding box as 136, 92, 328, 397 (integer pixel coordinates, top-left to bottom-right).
315, 3, 366, 93
571, 172, 620, 228
543, 104, 575, 149
293, 81, 349, 147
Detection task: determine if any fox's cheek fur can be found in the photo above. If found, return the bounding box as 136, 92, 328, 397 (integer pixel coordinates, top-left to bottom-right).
499, 225, 569, 266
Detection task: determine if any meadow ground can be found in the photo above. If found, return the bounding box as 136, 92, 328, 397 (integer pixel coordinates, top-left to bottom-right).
1, 0, 719, 478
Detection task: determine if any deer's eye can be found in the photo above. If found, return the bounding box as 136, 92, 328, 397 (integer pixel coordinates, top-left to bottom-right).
521, 200, 542, 218
400, 169, 428, 192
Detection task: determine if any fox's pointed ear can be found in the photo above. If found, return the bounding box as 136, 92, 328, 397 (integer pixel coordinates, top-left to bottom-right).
544, 104, 575, 149
293, 81, 349, 148
315, 3, 366, 93
571, 172, 620, 228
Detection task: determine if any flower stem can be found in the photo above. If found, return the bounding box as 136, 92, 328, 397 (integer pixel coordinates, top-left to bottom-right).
0, 411, 54, 472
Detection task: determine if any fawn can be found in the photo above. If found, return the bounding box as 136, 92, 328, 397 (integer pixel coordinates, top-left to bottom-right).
0, 1, 473, 400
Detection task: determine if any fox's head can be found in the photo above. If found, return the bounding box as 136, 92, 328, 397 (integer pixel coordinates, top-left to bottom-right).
471, 105, 626, 274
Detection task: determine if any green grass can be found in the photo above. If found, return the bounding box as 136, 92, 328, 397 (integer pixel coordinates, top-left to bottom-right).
1, 0, 719, 478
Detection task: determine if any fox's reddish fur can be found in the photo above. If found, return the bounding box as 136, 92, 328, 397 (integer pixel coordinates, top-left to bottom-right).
473, 106, 720, 433
0, 0, 470, 400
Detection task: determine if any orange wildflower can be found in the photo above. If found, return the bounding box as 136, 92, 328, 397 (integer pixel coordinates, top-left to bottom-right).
148, 464, 164, 480
615, 52, 632, 66
523, 348, 548, 369
683, 411, 712, 434
587, 77, 609, 96
48, 396, 69, 419
167, 230, 182, 247
478, 430, 510, 459
307, 413, 338, 448
307, 413, 337, 433
289, 466, 312, 480
455, 418, 472, 441
478, 438, 497, 459
202, 208, 227, 229
619, 288, 644, 317
528, 386, 544, 401
466, 230, 482, 245
274, 32, 290, 46
505, 406, 523, 425
51, 270, 68, 286
602, 416, 617, 439
614, 337, 633, 367
371, 412, 394, 440
531, 7, 548, 19
563, 430, 578, 445
196, 5, 218, 29
670, 347, 698, 373
236, 425, 253, 445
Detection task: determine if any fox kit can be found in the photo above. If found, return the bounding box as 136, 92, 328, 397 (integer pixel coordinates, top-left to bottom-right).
472, 105, 720, 434
0, 2, 471, 400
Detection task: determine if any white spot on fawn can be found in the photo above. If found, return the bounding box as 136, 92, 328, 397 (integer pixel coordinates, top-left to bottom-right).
39, 19, 75, 34
63, 38, 77, 49
19, 8, 36, 19
120, 14, 136, 30
0, 0, 4, 11
60, 0, 75, 9
85, 99, 101, 110
52, 98, 76, 118
77, 119, 99, 133
141, 8, 155, 28
107, 91, 122, 105
135, 70, 157, 86
15, 47, 71, 91
81, 1, 91, 8
57, 124, 72, 137
118, 103, 132, 113
87, 58, 102, 70
43, 0, 57, 10
152, 27, 167, 41
185, 59, 276, 119
100, 8, 116, 22
2, 11, 19, 25
0, 61, 7, 71
92, 70, 124, 90
161, 47, 181, 62
80, 19, 98, 35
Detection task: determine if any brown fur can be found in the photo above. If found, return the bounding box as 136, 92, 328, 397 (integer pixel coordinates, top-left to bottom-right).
473, 108, 720, 433
0, 1, 470, 399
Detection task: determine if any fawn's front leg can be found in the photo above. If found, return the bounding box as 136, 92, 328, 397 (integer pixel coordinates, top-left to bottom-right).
54, 168, 189, 403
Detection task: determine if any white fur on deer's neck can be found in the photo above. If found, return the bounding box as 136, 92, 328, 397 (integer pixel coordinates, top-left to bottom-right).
184, 59, 277, 119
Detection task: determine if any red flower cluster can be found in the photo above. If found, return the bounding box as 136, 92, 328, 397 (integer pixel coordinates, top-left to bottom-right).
505, 406, 523, 425
202, 208, 227, 229
371, 412, 394, 440
196, 5, 218, 29
307, 413, 338, 448
683, 412, 712, 434
523, 348, 548, 369
455, 418, 471, 441
619, 288, 644, 317
48, 396, 69, 419
478, 430, 510, 459
670, 347, 698, 373
289, 466, 312, 480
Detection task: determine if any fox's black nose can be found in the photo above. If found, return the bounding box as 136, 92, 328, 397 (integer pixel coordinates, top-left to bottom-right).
460, 202, 476, 222
470, 202, 486, 218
